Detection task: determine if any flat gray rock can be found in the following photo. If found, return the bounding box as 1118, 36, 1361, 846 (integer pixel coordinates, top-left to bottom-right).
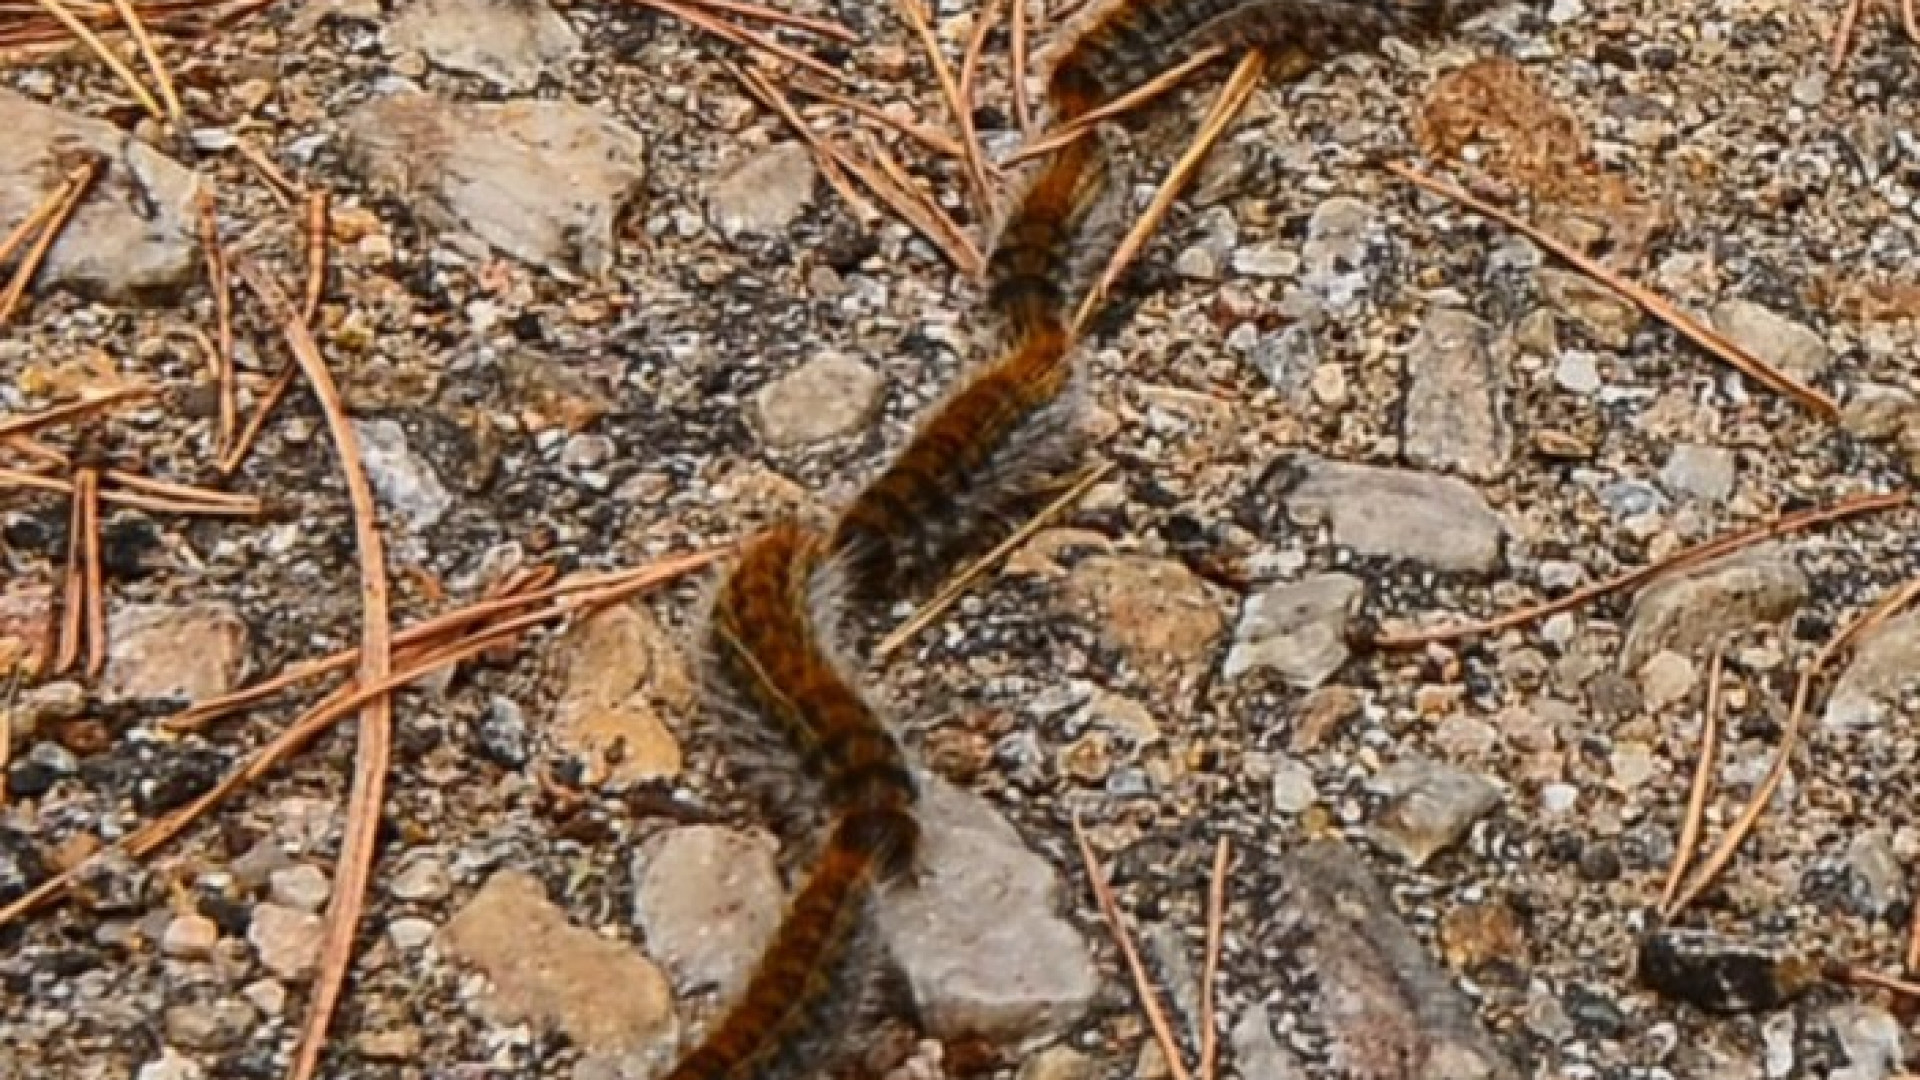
878, 776, 1096, 1042
1268, 841, 1520, 1079
0, 89, 201, 303
1712, 299, 1831, 382
1402, 308, 1511, 481
1225, 572, 1364, 687
1276, 456, 1504, 573
1620, 545, 1808, 673
1824, 608, 1920, 731
343, 91, 645, 275
387, 0, 579, 91
629, 826, 785, 1002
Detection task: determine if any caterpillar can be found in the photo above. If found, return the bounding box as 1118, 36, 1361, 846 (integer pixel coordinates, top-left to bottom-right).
662, 3, 1511, 1079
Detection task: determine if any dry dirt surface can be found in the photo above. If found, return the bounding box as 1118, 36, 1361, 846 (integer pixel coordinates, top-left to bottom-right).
4, 1, 1920, 1079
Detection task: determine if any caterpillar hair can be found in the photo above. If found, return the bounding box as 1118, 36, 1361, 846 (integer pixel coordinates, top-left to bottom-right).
659, 821, 893, 1080
706, 524, 921, 880
664, 5, 1517, 1080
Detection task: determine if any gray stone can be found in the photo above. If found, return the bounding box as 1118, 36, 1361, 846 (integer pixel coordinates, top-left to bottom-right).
1842, 829, 1907, 918
267, 864, 331, 913
1278, 456, 1504, 573
102, 603, 249, 704
249, 903, 324, 980
707, 142, 818, 238
161, 914, 220, 959
1841, 384, 1918, 441
0, 89, 202, 303
1268, 842, 1519, 1078
1230, 1005, 1309, 1080
630, 826, 784, 1001
1660, 444, 1736, 504
1553, 351, 1602, 394
1402, 308, 1511, 481
387, 0, 579, 91
135, 1050, 204, 1080
1620, 546, 1808, 672
440, 869, 676, 1055
352, 418, 453, 532
752, 352, 884, 448
389, 853, 452, 903
343, 92, 646, 275
1711, 300, 1831, 382
1637, 649, 1696, 711
1270, 755, 1318, 815
1825, 609, 1920, 731
1537, 268, 1639, 348
1825, 1004, 1904, 1080
1224, 573, 1364, 686
1368, 757, 1503, 868
879, 776, 1097, 1042
163, 999, 256, 1052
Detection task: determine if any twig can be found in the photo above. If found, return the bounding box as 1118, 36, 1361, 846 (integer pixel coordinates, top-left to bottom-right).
1837, 962, 1920, 999
1006, 47, 1227, 165
0, 548, 718, 930
231, 138, 299, 208
53, 469, 89, 674
0, 386, 154, 443
1831, 0, 1865, 70
218, 364, 297, 476
1075, 49, 1264, 332
685, 0, 856, 41
1372, 489, 1912, 648
195, 189, 235, 458
1200, 836, 1229, 1080
105, 0, 184, 126
28, 0, 165, 120
959, 0, 1004, 190
837, 133, 985, 274
788, 80, 967, 159
894, 0, 994, 214
727, 61, 880, 228
1906, 0, 1919, 45
1072, 815, 1196, 1080
1669, 576, 1920, 915
1387, 161, 1841, 420
162, 556, 727, 733
301, 189, 329, 325
0, 673, 19, 806
0, 158, 102, 329
631, 0, 844, 81
878, 461, 1112, 657
0, 178, 69, 268
1658, 644, 1724, 918
0, 466, 261, 517
235, 255, 394, 1080
1010, 0, 1032, 135
80, 466, 105, 677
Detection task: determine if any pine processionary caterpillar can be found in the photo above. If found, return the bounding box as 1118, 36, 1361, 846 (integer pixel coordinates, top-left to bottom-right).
663, 4, 1513, 1079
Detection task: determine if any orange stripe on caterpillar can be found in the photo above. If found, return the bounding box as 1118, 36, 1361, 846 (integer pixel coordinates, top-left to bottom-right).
708, 523, 920, 880
827, 322, 1083, 593
660, 818, 899, 1080
1052, 0, 1488, 103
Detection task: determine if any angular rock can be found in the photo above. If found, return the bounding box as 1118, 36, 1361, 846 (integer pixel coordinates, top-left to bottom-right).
352, 418, 453, 532
1537, 267, 1639, 348
102, 602, 249, 704
1368, 757, 1503, 868
878, 776, 1097, 1042
440, 869, 676, 1055
267, 864, 331, 913
1841, 384, 1918, 441
1224, 573, 1364, 686
1712, 299, 1831, 382
387, 0, 580, 91
1620, 546, 1808, 673
1060, 555, 1225, 696
552, 600, 691, 786
1230, 1005, 1309, 1080
1825, 1004, 1904, 1080
1402, 308, 1511, 481
1277, 456, 1504, 573
707, 142, 818, 238
0, 89, 202, 302
162, 914, 220, 959
630, 826, 785, 1001
752, 351, 884, 448
1660, 443, 1736, 504
1268, 842, 1519, 1078
343, 91, 645, 275
1825, 609, 1920, 731
248, 903, 324, 979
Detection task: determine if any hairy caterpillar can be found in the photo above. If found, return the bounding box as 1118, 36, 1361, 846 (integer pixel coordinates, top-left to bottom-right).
662, 4, 1511, 1079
